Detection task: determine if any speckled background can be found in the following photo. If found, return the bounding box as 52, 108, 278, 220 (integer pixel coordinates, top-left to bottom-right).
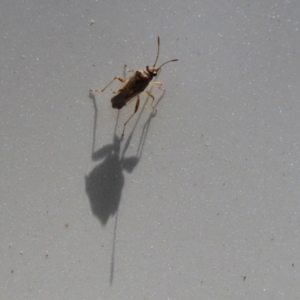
1, 0, 300, 299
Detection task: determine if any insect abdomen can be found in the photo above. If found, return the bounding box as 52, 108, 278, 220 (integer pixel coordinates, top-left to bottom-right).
111, 93, 126, 109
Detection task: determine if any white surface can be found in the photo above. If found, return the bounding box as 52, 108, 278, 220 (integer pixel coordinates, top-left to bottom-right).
1, 0, 300, 299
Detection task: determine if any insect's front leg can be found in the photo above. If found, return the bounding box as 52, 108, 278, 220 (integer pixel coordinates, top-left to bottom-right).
124, 64, 135, 74
122, 95, 140, 138
145, 90, 157, 112
101, 77, 125, 92
150, 81, 163, 90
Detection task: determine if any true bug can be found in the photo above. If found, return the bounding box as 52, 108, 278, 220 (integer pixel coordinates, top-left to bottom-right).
90, 37, 178, 137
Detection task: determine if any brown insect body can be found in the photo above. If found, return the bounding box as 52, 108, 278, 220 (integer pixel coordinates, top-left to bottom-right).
91, 37, 177, 137
111, 66, 157, 109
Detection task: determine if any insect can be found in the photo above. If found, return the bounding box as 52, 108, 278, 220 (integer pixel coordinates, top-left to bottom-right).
90, 36, 178, 137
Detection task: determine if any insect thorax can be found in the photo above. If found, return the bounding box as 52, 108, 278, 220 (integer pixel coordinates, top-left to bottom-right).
137, 69, 153, 81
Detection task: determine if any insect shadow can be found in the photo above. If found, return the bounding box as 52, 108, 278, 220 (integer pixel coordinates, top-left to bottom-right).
85, 84, 164, 284
85, 88, 164, 225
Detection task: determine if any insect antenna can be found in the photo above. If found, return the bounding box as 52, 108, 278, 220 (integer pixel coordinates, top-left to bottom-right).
153, 36, 178, 71
157, 59, 178, 71
152, 36, 160, 67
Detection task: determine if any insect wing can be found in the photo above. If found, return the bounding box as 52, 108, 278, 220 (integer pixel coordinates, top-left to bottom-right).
123, 75, 150, 100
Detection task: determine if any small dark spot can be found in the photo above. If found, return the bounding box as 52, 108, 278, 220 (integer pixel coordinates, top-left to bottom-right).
292, 263, 294, 267
243, 276, 246, 281
11, 270, 14, 274
65, 223, 69, 228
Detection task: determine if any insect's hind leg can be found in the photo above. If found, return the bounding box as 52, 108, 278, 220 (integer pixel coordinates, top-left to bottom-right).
90, 77, 126, 94
122, 95, 140, 138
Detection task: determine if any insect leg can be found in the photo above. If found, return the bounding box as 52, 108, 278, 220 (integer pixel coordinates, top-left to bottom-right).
90, 77, 125, 94
150, 81, 163, 90
122, 95, 140, 138
124, 64, 135, 73
100, 77, 125, 92
145, 90, 157, 112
